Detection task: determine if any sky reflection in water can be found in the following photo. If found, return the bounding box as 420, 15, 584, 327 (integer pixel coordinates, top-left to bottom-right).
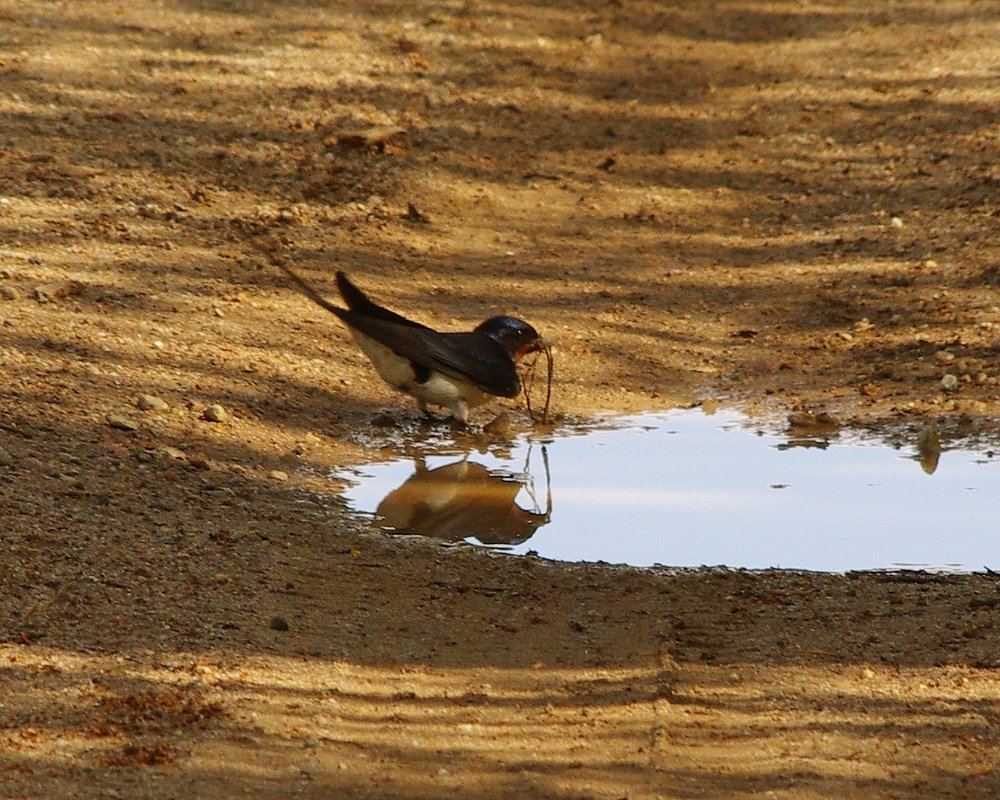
335, 409, 1000, 572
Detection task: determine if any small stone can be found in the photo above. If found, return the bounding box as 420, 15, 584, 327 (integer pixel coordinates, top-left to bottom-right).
212, 305, 224, 318
106, 415, 139, 432
924, 259, 938, 268
890, 216, 904, 228
934, 351, 955, 364
269, 469, 289, 482
861, 667, 876, 680
202, 404, 227, 422
137, 393, 168, 411
940, 373, 959, 392
270, 616, 289, 632
0, 446, 13, 467
787, 410, 840, 432
33, 280, 83, 303
483, 411, 510, 435
157, 446, 187, 462
0, 286, 19, 301
187, 455, 212, 470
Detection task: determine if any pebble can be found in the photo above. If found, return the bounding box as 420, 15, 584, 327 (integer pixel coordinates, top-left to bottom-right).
270, 616, 290, 632
787, 410, 841, 431
940, 373, 959, 392
0, 286, 19, 301
157, 446, 187, 462
33, 280, 82, 303
188, 455, 212, 470
0, 446, 13, 467
269, 469, 289, 482
202, 404, 227, 422
483, 411, 510, 435
137, 393, 169, 411
890, 216, 904, 228
106, 415, 139, 432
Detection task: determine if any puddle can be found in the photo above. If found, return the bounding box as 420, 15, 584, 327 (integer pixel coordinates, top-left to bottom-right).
333, 409, 1000, 573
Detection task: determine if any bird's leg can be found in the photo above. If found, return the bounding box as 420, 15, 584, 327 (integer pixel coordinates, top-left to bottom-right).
450, 398, 470, 427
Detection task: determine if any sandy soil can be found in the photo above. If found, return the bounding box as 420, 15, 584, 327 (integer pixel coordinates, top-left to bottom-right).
1, 1, 999, 797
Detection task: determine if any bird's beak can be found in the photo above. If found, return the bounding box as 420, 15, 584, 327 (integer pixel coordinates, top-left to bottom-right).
516, 338, 552, 360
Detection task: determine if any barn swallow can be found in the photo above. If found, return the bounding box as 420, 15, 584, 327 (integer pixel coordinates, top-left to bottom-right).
281, 267, 545, 423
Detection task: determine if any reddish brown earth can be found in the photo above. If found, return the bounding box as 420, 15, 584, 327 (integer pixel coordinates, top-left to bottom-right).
1, 1, 999, 798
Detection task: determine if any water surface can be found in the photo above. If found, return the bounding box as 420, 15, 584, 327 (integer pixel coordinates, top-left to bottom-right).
334, 409, 999, 572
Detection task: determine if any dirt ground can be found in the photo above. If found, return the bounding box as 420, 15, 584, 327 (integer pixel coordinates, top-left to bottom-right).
2, 1, 1000, 797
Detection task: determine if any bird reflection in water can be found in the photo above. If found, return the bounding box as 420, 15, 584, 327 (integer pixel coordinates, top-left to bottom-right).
375, 447, 551, 547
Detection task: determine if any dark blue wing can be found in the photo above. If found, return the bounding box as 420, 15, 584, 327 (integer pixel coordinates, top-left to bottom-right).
338, 311, 520, 397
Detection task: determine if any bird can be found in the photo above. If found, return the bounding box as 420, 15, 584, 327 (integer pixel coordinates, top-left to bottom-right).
281, 267, 545, 423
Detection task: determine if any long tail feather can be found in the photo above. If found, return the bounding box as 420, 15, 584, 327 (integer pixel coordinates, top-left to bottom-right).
335, 271, 430, 330
279, 265, 347, 319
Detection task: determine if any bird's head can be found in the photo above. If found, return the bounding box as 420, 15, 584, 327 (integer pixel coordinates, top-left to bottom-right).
475, 315, 546, 360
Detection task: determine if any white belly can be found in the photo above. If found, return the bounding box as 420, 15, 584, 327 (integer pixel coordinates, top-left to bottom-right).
349, 330, 488, 418
407, 371, 487, 410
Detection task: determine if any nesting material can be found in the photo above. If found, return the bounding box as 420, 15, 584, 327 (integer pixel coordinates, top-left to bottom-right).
521, 344, 554, 424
